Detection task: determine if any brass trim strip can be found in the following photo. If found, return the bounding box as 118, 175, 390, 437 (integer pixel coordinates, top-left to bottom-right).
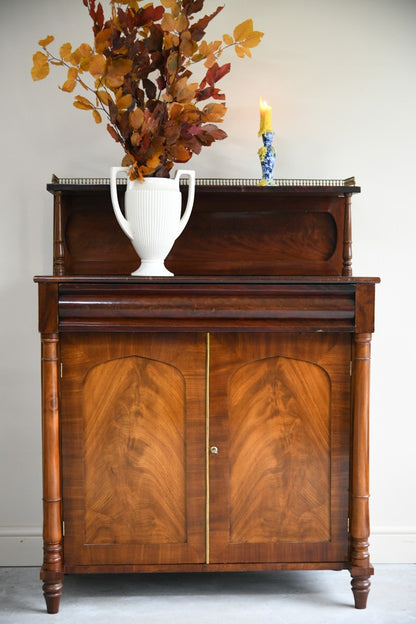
50, 175, 356, 187
205, 332, 210, 564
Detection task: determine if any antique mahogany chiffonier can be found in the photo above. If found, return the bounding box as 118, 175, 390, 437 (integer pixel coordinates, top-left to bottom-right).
35, 177, 378, 613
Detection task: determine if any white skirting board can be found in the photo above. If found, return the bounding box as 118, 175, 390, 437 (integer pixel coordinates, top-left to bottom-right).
0, 526, 415, 566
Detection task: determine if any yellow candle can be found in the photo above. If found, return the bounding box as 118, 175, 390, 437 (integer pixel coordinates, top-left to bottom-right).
259, 96, 273, 136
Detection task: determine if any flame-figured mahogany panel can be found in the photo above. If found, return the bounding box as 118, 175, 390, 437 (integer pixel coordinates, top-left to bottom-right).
60, 332, 206, 566
83, 355, 186, 545
229, 355, 331, 544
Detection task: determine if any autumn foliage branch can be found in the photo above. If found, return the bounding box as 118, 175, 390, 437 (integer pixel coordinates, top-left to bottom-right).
32, 0, 263, 180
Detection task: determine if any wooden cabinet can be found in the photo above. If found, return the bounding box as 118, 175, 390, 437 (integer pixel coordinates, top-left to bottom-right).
36, 179, 378, 613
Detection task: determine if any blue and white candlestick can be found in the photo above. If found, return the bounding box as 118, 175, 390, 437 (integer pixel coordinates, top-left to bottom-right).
258, 131, 276, 186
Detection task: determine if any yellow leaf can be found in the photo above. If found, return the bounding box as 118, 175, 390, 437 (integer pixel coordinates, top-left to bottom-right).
67, 67, 78, 80
233, 19, 254, 43
31, 51, 49, 81
161, 0, 177, 7
235, 44, 247, 58
79, 43, 93, 57
38, 35, 54, 47
59, 43, 72, 61
129, 108, 145, 130
61, 78, 77, 92
93, 109, 102, 124
223, 33, 233, 45
73, 95, 94, 110
243, 31, 264, 48
89, 54, 106, 79
97, 90, 114, 106
204, 53, 217, 68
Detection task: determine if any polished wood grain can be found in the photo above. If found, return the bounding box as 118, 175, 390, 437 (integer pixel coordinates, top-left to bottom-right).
56, 279, 358, 333
83, 355, 187, 545
47, 184, 360, 277
39, 334, 63, 614
209, 332, 351, 564
350, 333, 374, 608
228, 355, 331, 544
36, 183, 378, 612
60, 333, 206, 566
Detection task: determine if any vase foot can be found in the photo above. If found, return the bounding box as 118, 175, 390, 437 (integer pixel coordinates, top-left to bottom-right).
131, 261, 173, 277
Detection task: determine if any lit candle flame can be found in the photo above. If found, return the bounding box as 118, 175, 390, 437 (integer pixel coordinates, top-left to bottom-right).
259, 96, 273, 136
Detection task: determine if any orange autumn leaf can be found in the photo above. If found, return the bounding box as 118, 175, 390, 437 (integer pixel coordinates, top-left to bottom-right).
129, 108, 145, 130
172, 77, 198, 103
105, 58, 133, 89
146, 152, 163, 170
61, 79, 76, 92
170, 142, 191, 162
38, 35, 54, 47
161, 13, 176, 32
222, 33, 233, 45
96, 90, 114, 106
89, 54, 106, 79
95, 28, 112, 54
73, 95, 94, 110
233, 19, 254, 43
31, 51, 49, 80
235, 44, 248, 58
92, 109, 102, 123
202, 102, 227, 122
233, 19, 263, 50
116, 93, 133, 111
180, 31, 196, 58
59, 43, 72, 61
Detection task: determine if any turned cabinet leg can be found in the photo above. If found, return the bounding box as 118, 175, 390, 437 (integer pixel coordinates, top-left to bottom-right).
351, 571, 371, 609
349, 333, 374, 609
40, 333, 63, 614
42, 577, 63, 614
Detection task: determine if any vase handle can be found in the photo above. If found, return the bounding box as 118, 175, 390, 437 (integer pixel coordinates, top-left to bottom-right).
110, 167, 133, 240
175, 170, 195, 238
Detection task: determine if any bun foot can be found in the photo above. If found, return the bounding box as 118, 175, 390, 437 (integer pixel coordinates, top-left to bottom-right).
351, 575, 371, 609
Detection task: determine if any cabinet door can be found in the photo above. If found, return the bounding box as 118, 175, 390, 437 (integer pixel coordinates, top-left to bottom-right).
60, 333, 206, 566
209, 333, 351, 564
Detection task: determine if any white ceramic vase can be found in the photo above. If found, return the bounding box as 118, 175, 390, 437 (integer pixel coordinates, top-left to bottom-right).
110, 167, 195, 276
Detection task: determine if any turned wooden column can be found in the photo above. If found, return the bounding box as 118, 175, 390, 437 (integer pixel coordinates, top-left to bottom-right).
38, 283, 63, 614
350, 332, 374, 609
342, 193, 353, 276
40, 334, 63, 614
53, 191, 65, 277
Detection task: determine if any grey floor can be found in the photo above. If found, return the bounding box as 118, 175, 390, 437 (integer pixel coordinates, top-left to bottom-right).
0, 565, 415, 623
